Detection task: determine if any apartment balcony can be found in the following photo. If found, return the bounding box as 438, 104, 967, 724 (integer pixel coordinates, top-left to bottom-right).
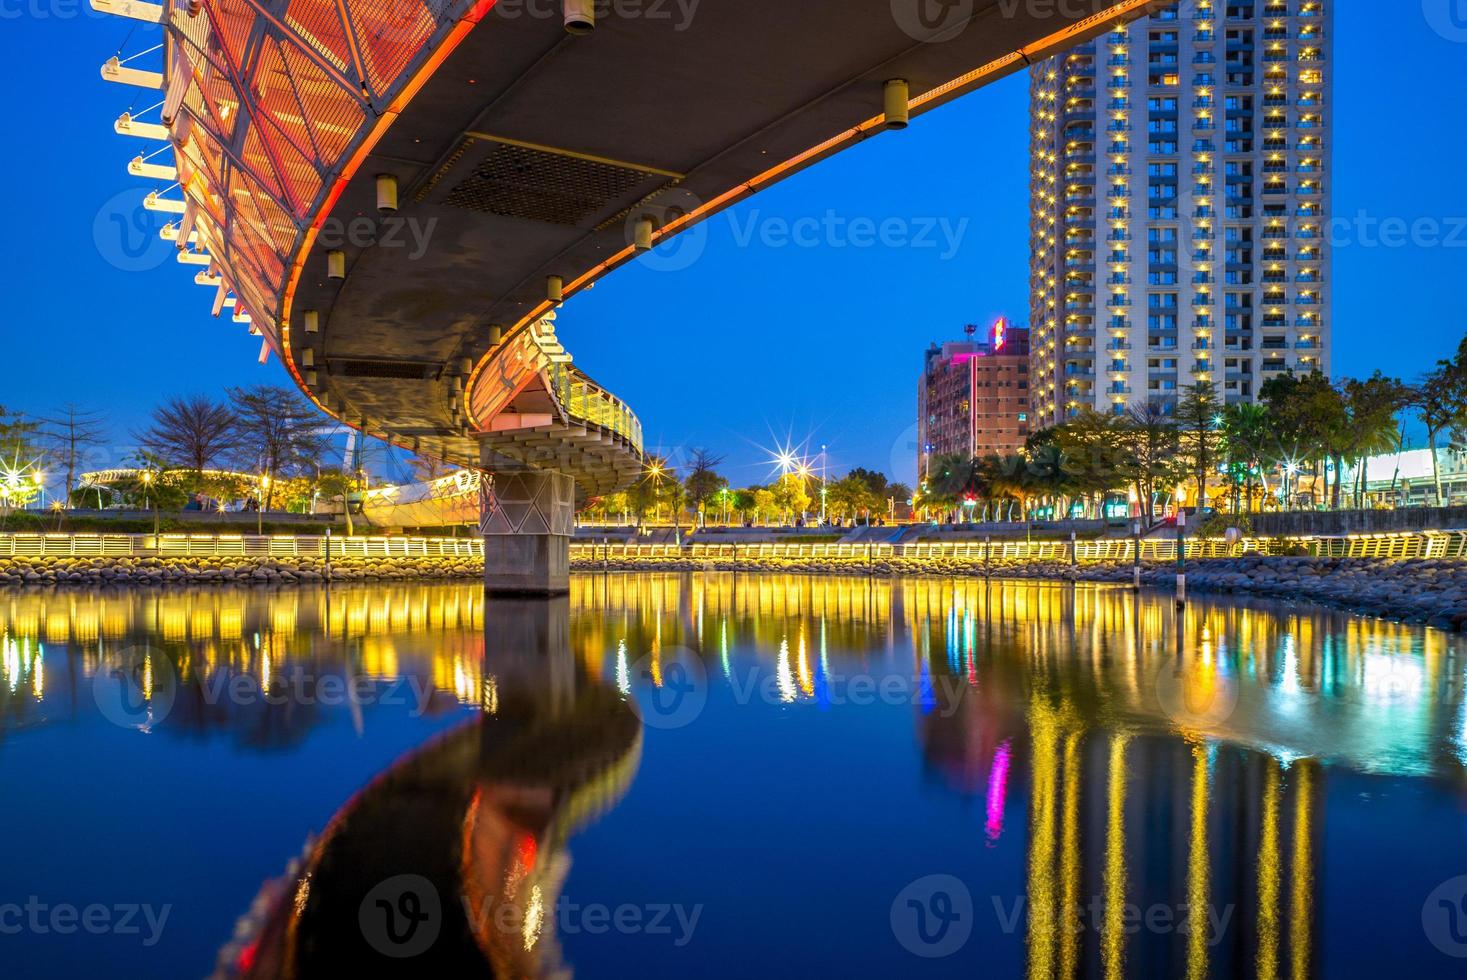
1296, 339, 1321, 350
1107, 296, 1133, 308
1108, 317, 1133, 331
1106, 340, 1133, 352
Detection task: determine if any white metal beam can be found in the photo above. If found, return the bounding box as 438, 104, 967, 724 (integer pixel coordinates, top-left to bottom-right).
144, 191, 187, 214
128, 156, 176, 180
115, 113, 169, 140
90, 0, 164, 23
101, 57, 163, 89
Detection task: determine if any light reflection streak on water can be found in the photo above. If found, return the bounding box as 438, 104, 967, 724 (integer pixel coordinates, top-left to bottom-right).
776, 638, 795, 704
1186, 742, 1211, 980
1102, 732, 1130, 980
1025, 698, 1060, 980
1059, 732, 1082, 979
615, 640, 630, 696
1257, 761, 1281, 980
1291, 763, 1314, 980
985, 739, 1012, 844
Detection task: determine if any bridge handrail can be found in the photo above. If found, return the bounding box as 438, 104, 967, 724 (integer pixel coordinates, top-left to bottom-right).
549, 365, 644, 454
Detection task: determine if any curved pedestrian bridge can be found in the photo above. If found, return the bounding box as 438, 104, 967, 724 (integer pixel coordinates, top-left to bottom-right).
95, 0, 1157, 589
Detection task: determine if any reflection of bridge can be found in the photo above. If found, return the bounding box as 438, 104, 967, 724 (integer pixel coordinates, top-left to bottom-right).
95, 0, 1156, 590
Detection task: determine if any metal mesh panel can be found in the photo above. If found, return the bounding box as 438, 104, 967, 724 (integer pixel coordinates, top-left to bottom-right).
445, 142, 662, 227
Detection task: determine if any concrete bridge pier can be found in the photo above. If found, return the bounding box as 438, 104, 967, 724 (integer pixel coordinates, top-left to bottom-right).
479, 463, 576, 595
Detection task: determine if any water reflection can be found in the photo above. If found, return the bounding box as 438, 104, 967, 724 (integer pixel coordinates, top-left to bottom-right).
2, 576, 1465, 976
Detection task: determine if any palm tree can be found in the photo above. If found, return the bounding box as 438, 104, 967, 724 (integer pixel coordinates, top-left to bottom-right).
921, 453, 973, 521
1025, 444, 1075, 522
1406, 355, 1467, 507
1222, 403, 1271, 513
1339, 373, 1408, 509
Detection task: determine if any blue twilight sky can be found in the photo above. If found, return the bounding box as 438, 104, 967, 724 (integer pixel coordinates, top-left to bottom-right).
1, 5, 1465, 488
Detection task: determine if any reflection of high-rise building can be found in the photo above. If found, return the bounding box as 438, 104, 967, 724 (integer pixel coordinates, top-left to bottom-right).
917, 319, 1032, 477
1029, 0, 1332, 425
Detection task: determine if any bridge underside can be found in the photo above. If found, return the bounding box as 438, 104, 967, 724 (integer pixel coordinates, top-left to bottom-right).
289, 0, 1149, 470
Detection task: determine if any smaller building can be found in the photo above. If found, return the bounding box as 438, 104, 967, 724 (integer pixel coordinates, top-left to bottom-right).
918, 319, 1032, 478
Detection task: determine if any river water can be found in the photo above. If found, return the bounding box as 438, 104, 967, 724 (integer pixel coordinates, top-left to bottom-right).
2, 574, 1466, 978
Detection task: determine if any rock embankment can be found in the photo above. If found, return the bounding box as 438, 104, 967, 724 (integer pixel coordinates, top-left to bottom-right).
0, 554, 481, 587
571, 553, 1467, 631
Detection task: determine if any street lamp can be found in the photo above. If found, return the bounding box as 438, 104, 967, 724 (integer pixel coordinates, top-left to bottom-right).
819, 443, 827, 524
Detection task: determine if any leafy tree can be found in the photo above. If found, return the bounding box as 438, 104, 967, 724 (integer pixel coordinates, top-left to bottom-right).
1044, 409, 1125, 514
137, 395, 239, 474
828, 473, 878, 520
846, 467, 890, 501
627, 456, 676, 525
753, 489, 778, 525
0, 406, 38, 465
1260, 370, 1342, 505
226, 386, 328, 510
1118, 402, 1182, 526
770, 472, 812, 524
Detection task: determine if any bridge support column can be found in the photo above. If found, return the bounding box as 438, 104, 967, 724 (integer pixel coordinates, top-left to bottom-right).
480, 467, 575, 595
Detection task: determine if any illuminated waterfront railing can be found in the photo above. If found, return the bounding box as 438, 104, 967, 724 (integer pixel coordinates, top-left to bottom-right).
570, 530, 1467, 564
0, 534, 482, 559
1, 530, 1463, 563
